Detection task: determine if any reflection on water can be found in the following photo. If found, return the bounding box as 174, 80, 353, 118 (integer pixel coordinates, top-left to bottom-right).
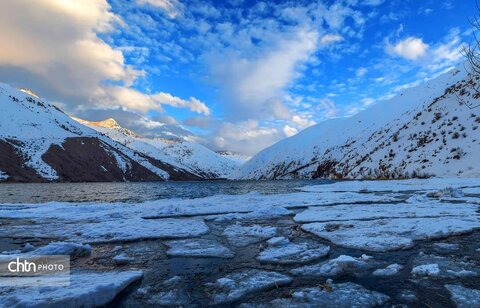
0, 180, 331, 204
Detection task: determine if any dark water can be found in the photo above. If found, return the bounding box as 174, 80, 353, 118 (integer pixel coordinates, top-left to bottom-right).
0, 180, 331, 204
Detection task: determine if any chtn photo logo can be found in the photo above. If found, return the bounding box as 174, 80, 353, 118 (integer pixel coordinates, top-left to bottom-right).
7, 257, 65, 273
0, 255, 70, 287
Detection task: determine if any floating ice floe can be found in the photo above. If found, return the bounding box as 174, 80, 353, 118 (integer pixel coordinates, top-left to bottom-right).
0, 217, 209, 243
463, 187, 480, 195
411, 264, 440, 277
21, 243, 34, 253
426, 187, 464, 198
0, 271, 143, 307
373, 263, 403, 277
267, 282, 389, 308
138, 276, 190, 306
113, 253, 134, 265
207, 206, 292, 221
432, 242, 460, 253
165, 239, 234, 258
211, 270, 292, 304
257, 237, 330, 265
28, 241, 91, 258
300, 178, 480, 193
223, 224, 277, 247
445, 284, 480, 308
397, 290, 418, 303
283, 192, 401, 209
301, 215, 480, 251
412, 254, 479, 278
294, 201, 478, 223
290, 255, 373, 277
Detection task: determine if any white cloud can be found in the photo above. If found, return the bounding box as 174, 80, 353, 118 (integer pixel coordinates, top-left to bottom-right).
0, 0, 207, 117
320, 34, 344, 45
315, 98, 339, 119
152, 93, 210, 115
387, 37, 429, 60
206, 27, 318, 121
283, 125, 298, 137
208, 120, 285, 156
355, 67, 368, 77
136, 0, 183, 18
291, 114, 315, 128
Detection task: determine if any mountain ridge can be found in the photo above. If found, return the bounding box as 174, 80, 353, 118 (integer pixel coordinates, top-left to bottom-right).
236, 65, 480, 180
0, 83, 226, 182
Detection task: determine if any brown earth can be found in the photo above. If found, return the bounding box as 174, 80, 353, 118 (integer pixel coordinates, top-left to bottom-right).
0, 137, 209, 183
0, 139, 44, 182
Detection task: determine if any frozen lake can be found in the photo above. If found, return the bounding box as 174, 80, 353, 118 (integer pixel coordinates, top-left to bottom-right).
0, 178, 479, 307
0, 179, 329, 203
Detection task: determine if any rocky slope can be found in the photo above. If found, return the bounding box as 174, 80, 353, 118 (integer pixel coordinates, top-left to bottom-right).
237, 65, 480, 180
0, 83, 204, 182
73, 118, 242, 179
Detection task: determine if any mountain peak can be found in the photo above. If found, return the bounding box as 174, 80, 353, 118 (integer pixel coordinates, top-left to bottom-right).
96, 118, 121, 129
18, 87, 40, 99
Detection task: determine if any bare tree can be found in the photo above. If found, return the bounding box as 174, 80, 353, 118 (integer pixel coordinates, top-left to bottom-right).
460, 1, 480, 108
463, 2, 480, 77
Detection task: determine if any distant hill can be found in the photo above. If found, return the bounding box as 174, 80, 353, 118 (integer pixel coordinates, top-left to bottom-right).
73, 117, 243, 179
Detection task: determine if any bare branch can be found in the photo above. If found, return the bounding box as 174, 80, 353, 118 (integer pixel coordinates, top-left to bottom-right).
461, 1, 480, 108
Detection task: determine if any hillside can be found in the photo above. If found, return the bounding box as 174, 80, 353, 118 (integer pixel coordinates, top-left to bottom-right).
73, 118, 242, 179
0, 83, 203, 182
237, 65, 480, 180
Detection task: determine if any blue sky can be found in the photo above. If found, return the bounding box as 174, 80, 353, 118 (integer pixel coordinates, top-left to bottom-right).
0, 0, 474, 155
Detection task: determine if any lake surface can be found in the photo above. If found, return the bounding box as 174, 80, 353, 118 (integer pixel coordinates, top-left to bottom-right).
0, 180, 331, 203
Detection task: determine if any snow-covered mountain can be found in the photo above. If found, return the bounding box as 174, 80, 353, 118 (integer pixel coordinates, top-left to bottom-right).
0, 83, 206, 182
73, 118, 242, 179
237, 65, 480, 180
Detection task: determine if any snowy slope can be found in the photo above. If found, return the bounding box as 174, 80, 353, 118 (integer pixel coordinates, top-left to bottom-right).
74, 118, 242, 179
217, 151, 250, 164
237, 65, 480, 179
0, 83, 201, 182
